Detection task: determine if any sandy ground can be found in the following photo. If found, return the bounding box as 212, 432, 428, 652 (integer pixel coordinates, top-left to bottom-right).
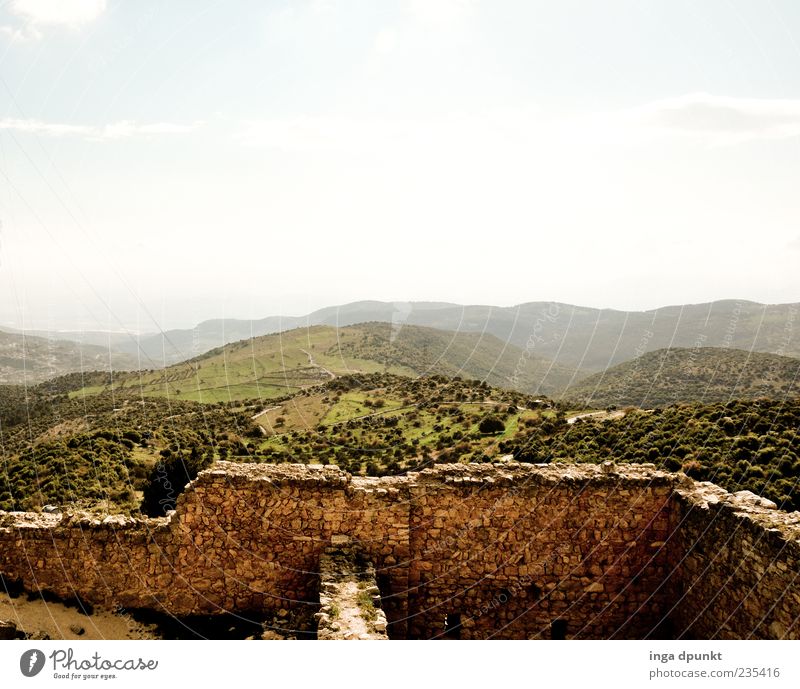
566, 410, 626, 424
0, 592, 160, 640
334, 580, 371, 639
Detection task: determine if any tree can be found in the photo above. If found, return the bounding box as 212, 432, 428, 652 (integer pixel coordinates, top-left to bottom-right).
479, 415, 505, 434
141, 450, 213, 516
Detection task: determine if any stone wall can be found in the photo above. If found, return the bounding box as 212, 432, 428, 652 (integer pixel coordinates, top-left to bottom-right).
404, 462, 675, 639
0, 461, 797, 639
668, 478, 800, 640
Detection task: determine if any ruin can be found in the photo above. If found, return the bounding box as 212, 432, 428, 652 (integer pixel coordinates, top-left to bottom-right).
0, 460, 798, 639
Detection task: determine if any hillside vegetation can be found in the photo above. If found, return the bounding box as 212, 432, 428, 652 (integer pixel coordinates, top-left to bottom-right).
2, 367, 799, 515
253, 373, 552, 475
565, 347, 800, 408
100, 299, 800, 371
70, 323, 577, 403
0, 330, 138, 384
0, 377, 263, 514
0, 372, 551, 514
501, 398, 800, 511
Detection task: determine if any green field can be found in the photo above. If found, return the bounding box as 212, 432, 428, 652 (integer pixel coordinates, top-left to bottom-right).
67, 323, 576, 403
255, 378, 548, 474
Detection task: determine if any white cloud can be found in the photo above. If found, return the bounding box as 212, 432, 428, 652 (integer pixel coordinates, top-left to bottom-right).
8, 0, 106, 26
407, 0, 477, 26
96, 120, 198, 140
237, 94, 800, 158
0, 23, 42, 41
626, 93, 800, 145
0, 118, 87, 136
0, 118, 199, 140
374, 28, 398, 55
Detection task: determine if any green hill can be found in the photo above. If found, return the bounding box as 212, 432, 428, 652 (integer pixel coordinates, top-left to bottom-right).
4, 369, 800, 516
564, 347, 800, 408
109, 299, 800, 371
251, 373, 552, 477
0, 330, 138, 384
501, 398, 800, 512
71, 323, 578, 403
331, 322, 577, 394
0, 372, 553, 514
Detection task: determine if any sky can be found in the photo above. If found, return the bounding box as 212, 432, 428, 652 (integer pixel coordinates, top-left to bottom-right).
1, 0, 799, 332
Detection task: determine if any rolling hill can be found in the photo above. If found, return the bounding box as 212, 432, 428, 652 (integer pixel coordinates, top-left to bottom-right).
4, 367, 800, 516
564, 347, 800, 408
70, 322, 579, 403
501, 398, 800, 512
100, 299, 800, 371
0, 370, 554, 513
18, 299, 800, 378
0, 330, 138, 385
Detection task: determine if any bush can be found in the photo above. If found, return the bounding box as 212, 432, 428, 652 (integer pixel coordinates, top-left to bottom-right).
141, 451, 213, 516
478, 415, 505, 434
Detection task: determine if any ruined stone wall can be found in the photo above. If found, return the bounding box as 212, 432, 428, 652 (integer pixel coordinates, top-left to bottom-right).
0, 512, 167, 612
0, 464, 412, 628
668, 479, 800, 640
0, 461, 798, 640
405, 463, 676, 639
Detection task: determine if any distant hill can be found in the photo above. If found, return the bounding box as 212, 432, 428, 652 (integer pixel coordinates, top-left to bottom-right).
75, 322, 579, 403
0, 330, 138, 385
97, 299, 800, 371
9, 299, 800, 397
0, 325, 139, 349
328, 322, 577, 394
564, 347, 800, 408
107, 301, 462, 366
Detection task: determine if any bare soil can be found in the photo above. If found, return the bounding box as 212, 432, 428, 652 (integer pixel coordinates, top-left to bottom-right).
0, 591, 160, 640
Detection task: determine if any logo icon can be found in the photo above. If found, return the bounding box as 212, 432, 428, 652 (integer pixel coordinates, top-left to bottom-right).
20, 649, 45, 677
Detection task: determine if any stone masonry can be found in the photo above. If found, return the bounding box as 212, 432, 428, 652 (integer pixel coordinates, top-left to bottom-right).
0, 460, 798, 639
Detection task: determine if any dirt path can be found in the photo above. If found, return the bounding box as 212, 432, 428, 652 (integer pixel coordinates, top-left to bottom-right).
0, 592, 159, 640
566, 410, 626, 425
251, 405, 279, 421
331, 581, 371, 639
300, 348, 336, 380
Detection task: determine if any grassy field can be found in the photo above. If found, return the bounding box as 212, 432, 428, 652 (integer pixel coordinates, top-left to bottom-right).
256, 378, 548, 474
5, 368, 800, 515
68, 323, 576, 403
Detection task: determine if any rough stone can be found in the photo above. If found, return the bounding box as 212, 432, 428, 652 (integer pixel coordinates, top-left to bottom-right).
0, 461, 797, 640
0, 619, 17, 640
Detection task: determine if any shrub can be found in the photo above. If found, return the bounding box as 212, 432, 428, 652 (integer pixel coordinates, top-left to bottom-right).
479, 415, 505, 434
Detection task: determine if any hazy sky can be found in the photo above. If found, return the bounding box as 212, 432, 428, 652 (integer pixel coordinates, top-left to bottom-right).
1, 0, 799, 331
